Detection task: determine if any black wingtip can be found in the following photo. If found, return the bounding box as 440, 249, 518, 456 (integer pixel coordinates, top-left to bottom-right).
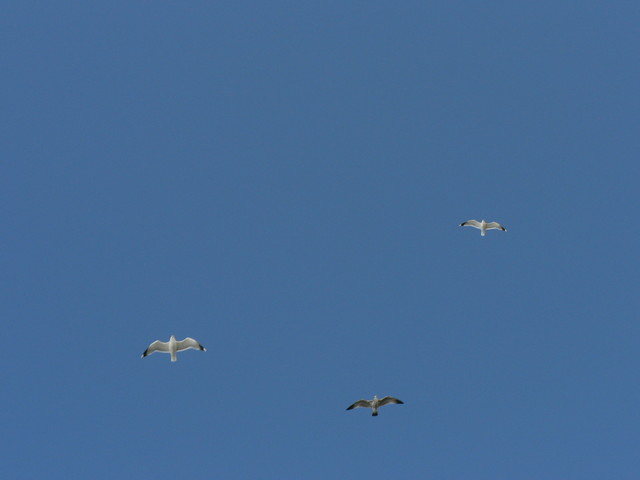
142, 350, 148, 358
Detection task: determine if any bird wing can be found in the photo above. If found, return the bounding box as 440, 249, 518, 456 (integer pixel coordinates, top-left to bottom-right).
142, 340, 169, 358
378, 396, 404, 407
460, 220, 481, 228
485, 222, 506, 231
346, 400, 372, 410
176, 337, 206, 352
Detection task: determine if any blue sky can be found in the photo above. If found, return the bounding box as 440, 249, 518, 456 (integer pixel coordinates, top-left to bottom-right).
2, 1, 639, 478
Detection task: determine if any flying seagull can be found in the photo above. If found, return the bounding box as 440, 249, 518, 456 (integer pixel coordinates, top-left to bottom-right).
346, 395, 404, 416
141, 335, 206, 362
459, 219, 507, 236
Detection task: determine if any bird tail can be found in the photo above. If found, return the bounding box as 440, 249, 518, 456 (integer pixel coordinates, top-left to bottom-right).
372, 410, 378, 417
171, 353, 177, 362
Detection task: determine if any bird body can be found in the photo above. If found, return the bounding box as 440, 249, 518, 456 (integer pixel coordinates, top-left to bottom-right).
459, 219, 506, 236
346, 395, 404, 416
141, 335, 206, 362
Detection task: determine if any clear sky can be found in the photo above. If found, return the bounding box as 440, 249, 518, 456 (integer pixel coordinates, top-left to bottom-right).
3, 1, 639, 478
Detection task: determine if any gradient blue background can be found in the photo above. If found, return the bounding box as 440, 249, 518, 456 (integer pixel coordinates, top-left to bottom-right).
3, 2, 639, 478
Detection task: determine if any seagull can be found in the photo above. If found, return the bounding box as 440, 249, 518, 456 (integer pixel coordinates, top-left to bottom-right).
141, 335, 206, 362
459, 219, 507, 236
346, 395, 404, 416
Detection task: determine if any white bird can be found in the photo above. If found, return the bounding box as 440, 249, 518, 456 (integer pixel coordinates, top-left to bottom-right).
459, 219, 507, 236
346, 395, 404, 416
141, 335, 206, 362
